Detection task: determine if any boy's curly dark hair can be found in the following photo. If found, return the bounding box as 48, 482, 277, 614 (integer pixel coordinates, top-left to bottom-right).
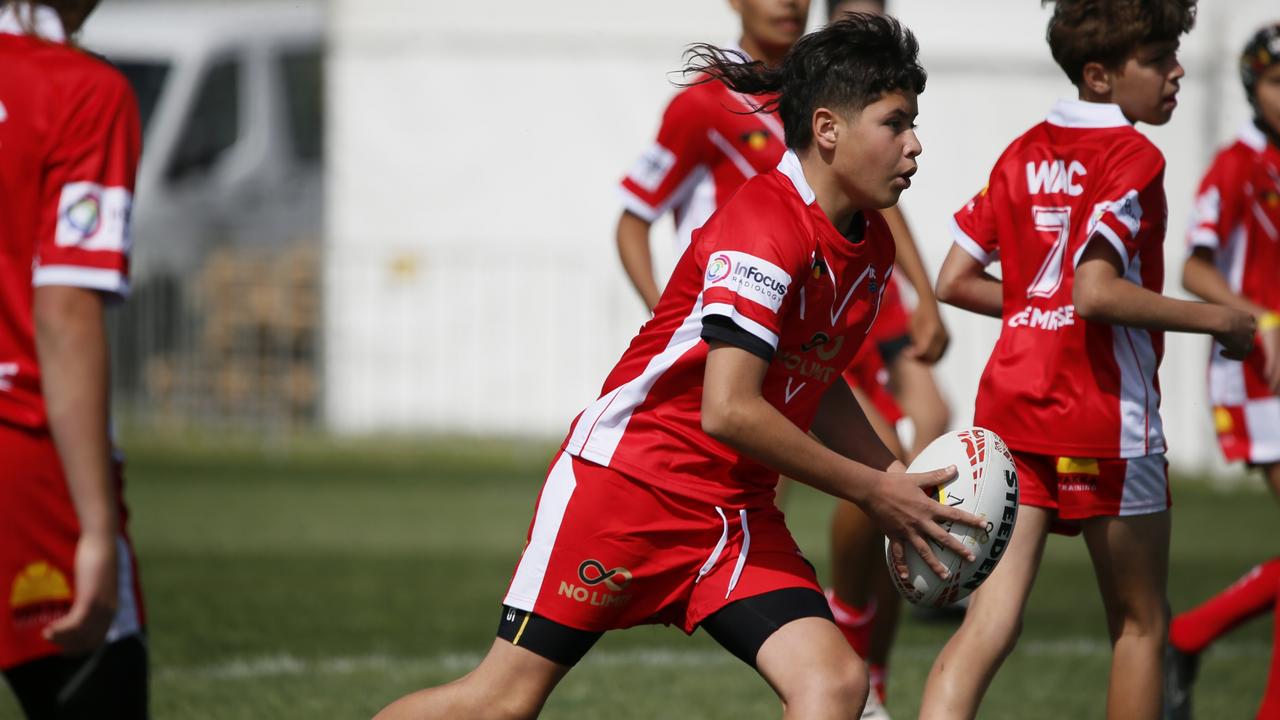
1043, 0, 1197, 85
679, 13, 925, 150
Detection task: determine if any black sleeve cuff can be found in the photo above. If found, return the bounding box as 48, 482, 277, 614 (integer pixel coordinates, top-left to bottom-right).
701, 314, 774, 362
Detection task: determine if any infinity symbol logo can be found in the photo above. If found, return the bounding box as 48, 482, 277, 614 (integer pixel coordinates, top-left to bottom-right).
577, 560, 633, 592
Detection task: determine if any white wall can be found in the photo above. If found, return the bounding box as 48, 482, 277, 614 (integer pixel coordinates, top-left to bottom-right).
326, 0, 1280, 475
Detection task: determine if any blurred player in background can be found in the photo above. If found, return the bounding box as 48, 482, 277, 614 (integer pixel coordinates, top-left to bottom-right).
821, 3, 954, 716
376, 16, 985, 720
921, 1, 1256, 717
1165, 22, 1280, 720
0, 1, 149, 718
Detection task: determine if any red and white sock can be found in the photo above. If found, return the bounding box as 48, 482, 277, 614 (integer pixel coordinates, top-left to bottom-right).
825, 588, 875, 659
869, 663, 888, 704
1169, 557, 1280, 655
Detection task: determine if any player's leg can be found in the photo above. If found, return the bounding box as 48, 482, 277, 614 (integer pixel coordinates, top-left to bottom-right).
918, 504, 1053, 719
373, 624, 587, 720
1083, 510, 1169, 720
827, 384, 903, 705
884, 351, 950, 459
704, 588, 869, 720
1166, 463, 1280, 719
3, 634, 149, 720
1259, 578, 1280, 720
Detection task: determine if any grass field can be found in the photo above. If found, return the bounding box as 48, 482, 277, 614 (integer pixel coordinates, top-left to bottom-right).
1, 438, 1274, 719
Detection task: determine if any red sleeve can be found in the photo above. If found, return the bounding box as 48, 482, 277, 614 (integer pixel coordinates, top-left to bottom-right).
1076, 139, 1165, 269
1186, 147, 1246, 254
33, 67, 141, 299
951, 182, 999, 266
698, 192, 811, 355
618, 87, 714, 221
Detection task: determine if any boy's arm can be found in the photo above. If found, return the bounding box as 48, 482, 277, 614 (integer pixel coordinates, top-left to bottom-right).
935, 243, 1003, 318
33, 285, 119, 655
1184, 248, 1280, 391
701, 341, 980, 579
882, 206, 949, 362
1074, 237, 1255, 358
616, 210, 662, 311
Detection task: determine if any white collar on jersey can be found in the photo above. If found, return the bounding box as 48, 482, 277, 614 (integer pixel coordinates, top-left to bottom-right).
1239, 120, 1268, 153
777, 149, 816, 205
1046, 99, 1130, 129
0, 3, 67, 42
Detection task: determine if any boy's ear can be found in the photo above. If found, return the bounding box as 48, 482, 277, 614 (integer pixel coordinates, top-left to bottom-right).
812, 108, 840, 151
1081, 61, 1114, 96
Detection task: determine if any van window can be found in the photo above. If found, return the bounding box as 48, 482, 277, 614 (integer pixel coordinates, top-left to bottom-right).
167, 58, 240, 182
279, 48, 323, 163
116, 61, 169, 134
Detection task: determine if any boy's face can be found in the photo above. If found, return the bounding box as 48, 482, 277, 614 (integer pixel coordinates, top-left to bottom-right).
730, 0, 810, 51
1254, 64, 1280, 133
1109, 40, 1184, 126
830, 90, 921, 209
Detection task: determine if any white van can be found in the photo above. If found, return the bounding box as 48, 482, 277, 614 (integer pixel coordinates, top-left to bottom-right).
80, 1, 326, 428
82, 0, 325, 278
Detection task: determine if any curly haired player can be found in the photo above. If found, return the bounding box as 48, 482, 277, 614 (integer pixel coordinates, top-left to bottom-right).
920, 1, 1255, 718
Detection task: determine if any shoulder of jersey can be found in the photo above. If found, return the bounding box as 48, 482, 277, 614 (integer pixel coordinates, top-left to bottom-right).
38, 42, 133, 100
736, 168, 809, 221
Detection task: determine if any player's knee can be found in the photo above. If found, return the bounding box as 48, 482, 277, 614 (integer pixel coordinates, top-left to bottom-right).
1107, 599, 1168, 641
791, 654, 869, 717
964, 603, 1025, 660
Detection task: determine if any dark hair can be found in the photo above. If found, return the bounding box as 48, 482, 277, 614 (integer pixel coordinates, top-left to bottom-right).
825, 0, 887, 23
1043, 0, 1197, 85
679, 14, 925, 150
1241, 22, 1280, 98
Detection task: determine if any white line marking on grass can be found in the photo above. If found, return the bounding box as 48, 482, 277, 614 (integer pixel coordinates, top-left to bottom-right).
157, 640, 1272, 683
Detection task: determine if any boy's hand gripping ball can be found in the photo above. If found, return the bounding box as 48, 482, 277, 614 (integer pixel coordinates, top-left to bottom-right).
886, 428, 1019, 607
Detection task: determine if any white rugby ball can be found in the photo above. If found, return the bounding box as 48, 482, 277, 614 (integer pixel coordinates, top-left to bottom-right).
884, 427, 1019, 608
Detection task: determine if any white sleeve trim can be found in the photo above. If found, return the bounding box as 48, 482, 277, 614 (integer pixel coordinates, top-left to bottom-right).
1078, 224, 1131, 268
950, 217, 994, 266
703, 301, 780, 349
1187, 228, 1221, 251
618, 186, 662, 223
33, 265, 130, 299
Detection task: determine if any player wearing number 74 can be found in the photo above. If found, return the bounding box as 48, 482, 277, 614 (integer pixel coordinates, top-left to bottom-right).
923, 1, 1254, 718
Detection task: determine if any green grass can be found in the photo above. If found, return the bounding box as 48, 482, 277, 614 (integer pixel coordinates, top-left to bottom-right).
1, 439, 1273, 719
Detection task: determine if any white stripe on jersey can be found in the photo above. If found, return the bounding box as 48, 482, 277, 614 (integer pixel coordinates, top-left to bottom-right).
1112, 253, 1164, 457
707, 129, 758, 182
673, 170, 716, 256
567, 296, 707, 465
1118, 454, 1167, 516
504, 452, 578, 611
1251, 200, 1279, 242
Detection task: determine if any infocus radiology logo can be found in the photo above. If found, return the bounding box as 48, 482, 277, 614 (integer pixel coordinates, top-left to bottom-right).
706, 254, 732, 283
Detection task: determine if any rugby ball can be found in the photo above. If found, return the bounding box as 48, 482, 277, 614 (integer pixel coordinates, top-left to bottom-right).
884, 427, 1019, 608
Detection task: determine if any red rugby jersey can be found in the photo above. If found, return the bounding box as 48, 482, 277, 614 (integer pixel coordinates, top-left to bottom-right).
952, 100, 1168, 459
569, 151, 896, 504
619, 46, 788, 255
0, 9, 141, 431
1187, 122, 1280, 405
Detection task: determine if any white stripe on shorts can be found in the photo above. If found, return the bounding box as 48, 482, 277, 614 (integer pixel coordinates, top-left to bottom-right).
504, 452, 577, 610
1118, 453, 1168, 516
1244, 397, 1280, 464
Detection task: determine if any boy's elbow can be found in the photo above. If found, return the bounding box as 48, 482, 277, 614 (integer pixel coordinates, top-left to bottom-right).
700, 398, 742, 444
1072, 280, 1105, 321
935, 276, 956, 306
